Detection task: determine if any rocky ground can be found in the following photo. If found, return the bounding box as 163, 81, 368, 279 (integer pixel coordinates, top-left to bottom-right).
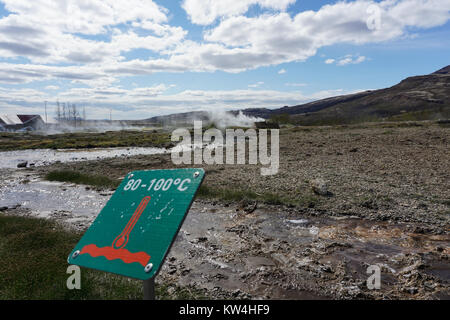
1, 121, 449, 299
35, 122, 450, 226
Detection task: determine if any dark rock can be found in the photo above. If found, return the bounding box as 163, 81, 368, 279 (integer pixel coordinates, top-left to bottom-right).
180, 269, 191, 276
238, 199, 257, 213
168, 268, 177, 275
17, 161, 28, 168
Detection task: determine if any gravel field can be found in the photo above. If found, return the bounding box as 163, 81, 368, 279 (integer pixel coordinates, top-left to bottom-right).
35, 122, 450, 227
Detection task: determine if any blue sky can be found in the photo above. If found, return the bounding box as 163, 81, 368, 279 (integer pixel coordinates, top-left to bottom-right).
0, 0, 449, 120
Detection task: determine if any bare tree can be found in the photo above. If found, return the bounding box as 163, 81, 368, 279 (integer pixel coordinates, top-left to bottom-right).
56, 100, 61, 121
68, 103, 73, 121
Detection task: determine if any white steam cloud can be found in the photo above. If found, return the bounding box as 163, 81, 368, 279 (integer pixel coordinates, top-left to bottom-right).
206, 110, 264, 129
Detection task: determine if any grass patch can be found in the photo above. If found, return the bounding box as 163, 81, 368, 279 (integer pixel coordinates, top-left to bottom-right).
0, 130, 171, 151
296, 193, 320, 208
46, 170, 120, 189
197, 185, 258, 201
0, 213, 207, 299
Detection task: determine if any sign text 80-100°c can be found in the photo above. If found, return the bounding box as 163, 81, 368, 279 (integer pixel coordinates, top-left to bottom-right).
123, 177, 193, 192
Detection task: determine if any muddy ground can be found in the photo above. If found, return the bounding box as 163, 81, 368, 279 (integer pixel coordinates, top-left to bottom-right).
1, 122, 449, 299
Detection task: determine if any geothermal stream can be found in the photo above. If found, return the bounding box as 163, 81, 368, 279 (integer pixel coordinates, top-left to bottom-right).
0, 148, 448, 299
0, 147, 168, 169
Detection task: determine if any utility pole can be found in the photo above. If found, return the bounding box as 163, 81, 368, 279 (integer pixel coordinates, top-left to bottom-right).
72, 103, 77, 128
56, 100, 61, 122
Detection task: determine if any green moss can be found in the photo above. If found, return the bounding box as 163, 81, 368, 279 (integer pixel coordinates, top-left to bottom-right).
46, 170, 120, 189
0, 130, 171, 151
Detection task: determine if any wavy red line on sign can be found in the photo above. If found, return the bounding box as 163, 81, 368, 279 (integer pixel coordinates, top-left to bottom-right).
80, 244, 151, 267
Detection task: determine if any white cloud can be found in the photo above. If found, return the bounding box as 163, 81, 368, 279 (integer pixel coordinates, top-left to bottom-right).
2, 0, 168, 34
336, 54, 367, 66
45, 85, 60, 90
0, 0, 181, 65
285, 82, 307, 87
278, 68, 286, 74
57, 84, 170, 104
0, 62, 108, 85
182, 0, 295, 25
248, 81, 264, 88
201, 0, 450, 71
324, 54, 367, 66
388, 0, 450, 29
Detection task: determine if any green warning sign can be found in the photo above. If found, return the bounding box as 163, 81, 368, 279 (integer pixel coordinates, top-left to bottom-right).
68, 168, 205, 280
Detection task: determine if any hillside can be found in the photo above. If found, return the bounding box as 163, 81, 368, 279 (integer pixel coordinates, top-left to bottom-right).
268, 65, 450, 125
145, 66, 450, 126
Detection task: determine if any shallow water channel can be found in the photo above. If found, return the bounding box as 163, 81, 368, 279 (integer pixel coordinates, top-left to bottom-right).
0, 147, 167, 169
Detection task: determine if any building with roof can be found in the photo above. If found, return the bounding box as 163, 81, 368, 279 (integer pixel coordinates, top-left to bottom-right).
0, 114, 45, 131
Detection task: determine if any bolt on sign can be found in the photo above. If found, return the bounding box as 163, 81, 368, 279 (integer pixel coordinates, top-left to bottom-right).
68, 168, 205, 280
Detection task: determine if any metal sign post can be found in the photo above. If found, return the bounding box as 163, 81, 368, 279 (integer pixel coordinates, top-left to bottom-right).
68, 168, 205, 299
143, 278, 155, 300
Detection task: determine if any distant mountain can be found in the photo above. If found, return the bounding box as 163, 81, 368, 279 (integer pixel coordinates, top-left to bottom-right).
432, 65, 450, 75
145, 66, 450, 126
267, 91, 374, 116
146, 111, 209, 124
261, 65, 450, 125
